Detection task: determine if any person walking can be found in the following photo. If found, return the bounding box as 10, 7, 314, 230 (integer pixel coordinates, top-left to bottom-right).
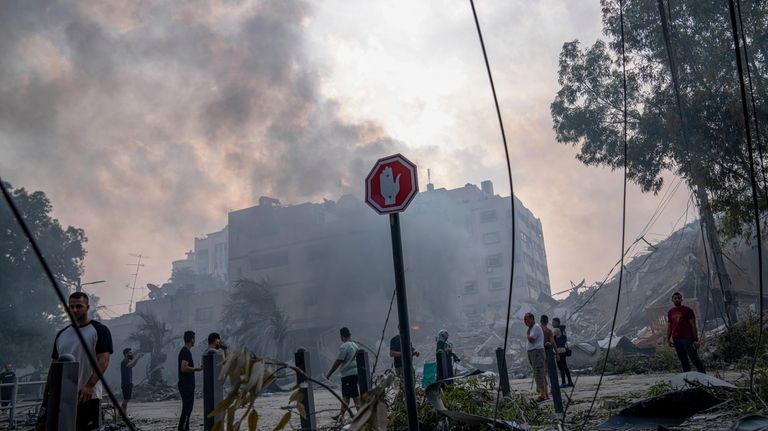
667, 292, 706, 373
39, 292, 113, 431
120, 348, 144, 414
177, 331, 202, 431
524, 312, 548, 401
325, 327, 360, 421
552, 318, 573, 387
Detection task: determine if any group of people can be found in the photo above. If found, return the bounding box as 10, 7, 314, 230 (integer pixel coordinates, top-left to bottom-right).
523, 312, 573, 402
25, 288, 708, 430
30, 291, 231, 431
522, 291, 705, 402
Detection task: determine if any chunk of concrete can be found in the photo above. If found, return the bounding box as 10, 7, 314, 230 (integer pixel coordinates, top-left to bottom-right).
667, 371, 736, 390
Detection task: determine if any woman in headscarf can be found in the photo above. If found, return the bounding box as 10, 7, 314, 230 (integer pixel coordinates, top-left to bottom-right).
435, 329, 460, 363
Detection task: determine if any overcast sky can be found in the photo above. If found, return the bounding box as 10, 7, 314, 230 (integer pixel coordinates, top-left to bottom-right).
0, 0, 691, 317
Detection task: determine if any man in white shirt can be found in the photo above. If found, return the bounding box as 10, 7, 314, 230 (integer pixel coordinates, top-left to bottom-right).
325, 327, 360, 420
524, 312, 548, 401
40, 292, 113, 431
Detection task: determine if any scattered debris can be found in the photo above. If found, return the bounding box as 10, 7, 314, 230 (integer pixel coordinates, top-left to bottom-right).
730, 414, 768, 431
599, 387, 724, 430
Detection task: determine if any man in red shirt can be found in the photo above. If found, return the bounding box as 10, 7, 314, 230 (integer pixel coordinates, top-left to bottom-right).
667, 292, 705, 373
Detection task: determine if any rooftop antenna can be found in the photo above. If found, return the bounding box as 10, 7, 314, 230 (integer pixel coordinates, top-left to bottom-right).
427, 168, 434, 191
126, 253, 149, 313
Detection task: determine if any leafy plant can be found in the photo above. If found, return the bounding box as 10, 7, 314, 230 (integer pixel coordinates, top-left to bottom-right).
716, 312, 768, 364
209, 347, 390, 431
647, 345, 683, 372
388, 375, 550, 429
127, 312, 173, 386
646, 380, 673, 397
223, 278, 294, 360
593, 350, 645, 374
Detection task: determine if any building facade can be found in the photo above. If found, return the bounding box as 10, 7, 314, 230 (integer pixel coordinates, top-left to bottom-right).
171, 226, 228, 281
227, 180, 551, 339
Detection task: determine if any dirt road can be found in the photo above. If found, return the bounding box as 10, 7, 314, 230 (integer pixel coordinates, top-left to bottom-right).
121, 371, 747, 430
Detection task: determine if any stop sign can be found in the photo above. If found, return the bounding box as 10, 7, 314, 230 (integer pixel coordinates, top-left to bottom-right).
365, 154, 419, 214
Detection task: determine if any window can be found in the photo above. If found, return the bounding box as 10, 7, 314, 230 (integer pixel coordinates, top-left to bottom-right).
480, 210, 497, 223
482, 232, 500, 244
488, 278, 504, 290
195, 307, 214, 323
487, 254, 502, 268
464, 281, 478, 294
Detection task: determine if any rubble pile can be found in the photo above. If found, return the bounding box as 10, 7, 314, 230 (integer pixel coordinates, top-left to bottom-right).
449, 222, 751, 375
130, 382, 180, 402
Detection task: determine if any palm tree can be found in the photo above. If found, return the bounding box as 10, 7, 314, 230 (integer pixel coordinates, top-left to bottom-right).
128, 312, 173, 386
223, 278, 293, 360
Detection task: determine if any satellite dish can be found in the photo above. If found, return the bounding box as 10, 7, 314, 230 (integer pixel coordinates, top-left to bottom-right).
146, 283, 163, 299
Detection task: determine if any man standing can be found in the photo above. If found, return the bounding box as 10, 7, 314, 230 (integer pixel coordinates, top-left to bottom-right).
0, 363, 16, 407
524, 312, 548, 402
205, 332, 229, 362
44, 292, 113, 430
552, 318, 573, 388
667, 292, 706, 373
389, 327, 419, 378
120, 348, 143, 414
325, 327, 360, 420
178, 331, 202, 431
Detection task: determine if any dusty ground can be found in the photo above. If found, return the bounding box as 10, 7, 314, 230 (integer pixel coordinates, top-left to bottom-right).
0, 370, 751, 430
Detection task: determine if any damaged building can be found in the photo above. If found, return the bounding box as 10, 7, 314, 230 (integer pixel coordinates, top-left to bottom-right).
227, 180, 551, 363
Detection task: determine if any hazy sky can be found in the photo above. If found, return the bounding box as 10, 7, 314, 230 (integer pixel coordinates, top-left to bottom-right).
0, 0, 691, 316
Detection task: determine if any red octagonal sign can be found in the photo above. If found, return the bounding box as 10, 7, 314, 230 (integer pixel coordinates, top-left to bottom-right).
365, 154, 419, 214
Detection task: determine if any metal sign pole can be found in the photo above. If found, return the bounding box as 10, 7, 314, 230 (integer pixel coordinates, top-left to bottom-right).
203, 351, 224, 431
294, 348, 317, 431
389, 213, 420, 430
355, 350, 372, 396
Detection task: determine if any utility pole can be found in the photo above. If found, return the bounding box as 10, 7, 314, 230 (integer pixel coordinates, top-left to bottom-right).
127, 253, 149, 313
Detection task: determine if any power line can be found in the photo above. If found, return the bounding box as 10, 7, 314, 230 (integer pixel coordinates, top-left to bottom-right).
467, 1, 519, 427
0, 179, 136, 431
580, 0, 630, 427
727, 0, 765, 391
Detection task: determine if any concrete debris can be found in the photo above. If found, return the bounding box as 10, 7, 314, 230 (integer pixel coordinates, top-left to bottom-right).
667, 371, 737, 390
129, 382, 181, 402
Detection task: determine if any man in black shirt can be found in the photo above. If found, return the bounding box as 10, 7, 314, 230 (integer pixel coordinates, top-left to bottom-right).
177, 331, 201, 431
0, 363, 16, 407
389, 332, 419, 377
120, 348, 143, 414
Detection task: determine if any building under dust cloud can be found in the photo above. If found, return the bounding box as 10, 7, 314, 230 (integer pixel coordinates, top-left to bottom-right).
107, 179, 550, 383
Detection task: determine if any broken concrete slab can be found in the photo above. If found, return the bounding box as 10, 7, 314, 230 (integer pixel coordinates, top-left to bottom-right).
731, 414, 768, 431
667, 371, 737, 390
599, 387, 723, 430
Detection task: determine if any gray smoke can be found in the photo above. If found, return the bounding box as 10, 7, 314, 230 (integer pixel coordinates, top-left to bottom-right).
0, 0, 422, 299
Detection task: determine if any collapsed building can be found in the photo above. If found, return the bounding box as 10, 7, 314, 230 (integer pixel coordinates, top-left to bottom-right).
107, 180, 552, 384
482, 220, 767, 374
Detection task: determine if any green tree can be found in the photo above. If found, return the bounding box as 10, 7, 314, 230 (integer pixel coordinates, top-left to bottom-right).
551, 0, 767, 318
127, 312, 173, 386
0, 181, 87, 366
551, 0, 767, 235
223, 278, 293, 360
